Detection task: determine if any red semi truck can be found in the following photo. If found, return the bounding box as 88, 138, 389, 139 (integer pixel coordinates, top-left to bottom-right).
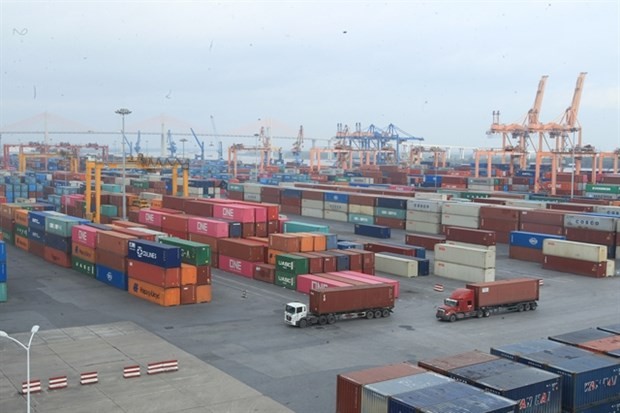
285, 284, 395, 327
436, 278, 540, 322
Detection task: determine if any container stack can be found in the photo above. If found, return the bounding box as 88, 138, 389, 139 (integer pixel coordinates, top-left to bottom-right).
95, 230, 136, 290
348, 194, 375, 225
323, 192, 348, 222
373, 196, 407, 230
13, 209, 30, 251
159, 237, 212, 303
45, 214, 88, 268
274, 253, 309, 290
280, 188, 302, 215
509, 231, 566, 263
434, 242, 496, 282
542, 239, 612, 277
127, 239, 183, 306
0, 241, 6, 302
491, 339, 620, 413
563, 213, 616, 259
405, 198, 443, 234
441, 201, 481, 230
519, 209, 565, 236
217, 238, 266, 278
71, 224, 103, 277
479, 205, 524, 244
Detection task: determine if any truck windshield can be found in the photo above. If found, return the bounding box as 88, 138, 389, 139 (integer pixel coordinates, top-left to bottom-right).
444, 298, 458, 307
285, 305, 297, 314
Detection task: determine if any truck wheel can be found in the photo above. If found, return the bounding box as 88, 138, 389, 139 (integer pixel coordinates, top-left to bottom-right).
476, 310, 483, 318
366, 311, 374, 320
449, 314, 457, 323
530, 302, 537, 310
374, 310, 382, 318
327, 314, 336, 324
299, 319, 308, 328
382, 309, 390, 318
318, 315, 327, 325
525, 303, 531, 311
517, 304, 525, 312
484, 310, 490, 317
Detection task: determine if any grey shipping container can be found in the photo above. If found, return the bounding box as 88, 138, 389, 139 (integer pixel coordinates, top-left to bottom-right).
491, 339, 620, 412
549, 328, 617, 346
598, 323, 620, 335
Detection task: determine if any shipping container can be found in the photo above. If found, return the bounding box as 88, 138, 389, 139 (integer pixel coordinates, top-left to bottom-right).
97, 231, 136, 256
434, 260, 495, 283
549, 328, 616, 346
309, 284, 394, 315
564, 214, 616, 232
418, 350, 500, 374
43, 246, 71, 268
95, 264, 128, 290
71, 224, 99, 248
253, 263, 275, 284
466, 278, 540, 308
218, 254, 255, 278
374, 253, 419, 278
542, 255, 607, 277
434, 243, 496, 269
275, 270, 297, 290
159, 237, 211, 266
510, 231, 566, 250
217, 238, 266, 262
445, 227, 496, 246
128, 277, 180, 306
543, 239, 607, 263
72, 256, 96, 277
577, 336, 620, 358
127, 259, 181, 288
127, 239, 181, 268
296, 274, 351, 294
598, 323, 620, 335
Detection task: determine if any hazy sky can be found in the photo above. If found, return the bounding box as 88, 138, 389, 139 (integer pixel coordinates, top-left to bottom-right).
1, 0, 619, 153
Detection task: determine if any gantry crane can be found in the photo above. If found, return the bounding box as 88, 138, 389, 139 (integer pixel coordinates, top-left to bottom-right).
8, 142, 109, 172
85, 154, 190, 223
291, 125, 304, 166
227, 127, 277, 177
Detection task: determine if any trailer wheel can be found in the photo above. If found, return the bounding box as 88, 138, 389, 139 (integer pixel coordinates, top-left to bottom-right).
374, 310, 382, 318
476, 310, 483, 318
449, 314, 457, 323
299, 319, 308, 328
517, 304, 525, 312
483, 310, 490, 317
366, 311, 375, 320
382, 309, 390, 318
530, 302, 537, 310
327, 314, 336, 324
525, 303, 531, 311
318, 315, 327, 325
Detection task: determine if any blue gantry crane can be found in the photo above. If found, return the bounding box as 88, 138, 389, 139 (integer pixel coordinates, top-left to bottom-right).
167, 130, 177, 157
134, 131, 141, 155
190, 128, 205, 161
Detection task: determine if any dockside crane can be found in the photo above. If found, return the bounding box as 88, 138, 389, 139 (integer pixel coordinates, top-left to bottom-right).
291, 125, 304, 165
210, 115, 224, 162
134, 131, 141, 155
122, 132, 134, 158
167, 130, 177, 157
190, 128, 205, 161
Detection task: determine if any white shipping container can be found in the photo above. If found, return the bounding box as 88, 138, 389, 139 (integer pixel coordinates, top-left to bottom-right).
139, 192, 163, 201
434, 243, 495, 269
594, 205, 620, 217
434, 260, 496, 283
349, 204, 375, 215
504, 199, 546, 209
563, 214, 616, 232
301, 199, 324, 209
468, 185, 495, 192
441, 214, 479, 228
242, 183, 262, 194
188, 187, 204, 195
414, 192, 451, 201
606, 260, 616, 277
442, 202, 482, 217
323, 210, 348, 222
406, 210, 441, 224
243, 192, 261, 202
324, 201, 349, 212
375, 253, 418, 277
301, 207, 323, 219
406, 199, 443, 213
405, 221, 441, 234
350, 177, 374, 184
542, 239, 607, 263
445, 240, 496, 252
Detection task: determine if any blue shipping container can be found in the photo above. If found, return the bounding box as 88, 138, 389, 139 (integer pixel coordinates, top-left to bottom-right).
410, 257, 430, 276
27, 227, 46, 243
324, 233, 338, 250
0, 240, 5, 261
354, 224, 391, 239
337, 241, 364, 250
387, 381, 485, 413
281, 188, 302, 198
549, 328, 616, 346
324, 192, 349, 203
0, 262, 6, 282
45, 233, 72, 254
95, 264, 128, 290
376, 197, 407, 210
491, 340, 620, 411
509, 231, 566, 250
28, 211, 50, 231
127, 240, 182, 268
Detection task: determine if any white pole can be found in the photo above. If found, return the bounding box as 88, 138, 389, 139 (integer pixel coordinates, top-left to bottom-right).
0, 325, 39, 413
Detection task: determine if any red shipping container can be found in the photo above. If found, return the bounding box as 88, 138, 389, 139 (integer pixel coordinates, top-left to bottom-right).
218, 254, 255, 278
29, 239, 46, 258
218, 238, 265, 261
509, 245, 543, 263
334, 250, 363, 272
479, 205, 524, 220
255, 222, 267, 237
188, 233, 219, 253
44, 246, 71, 268
374, 216, 405, 230
480, 218, 519, 233
520, 209, 566, 226
296, 274, 351, 294
445, 227, 496, 246
213, 204, 255, 223
162, 195, 187, 210
161, 214, 189, 232
188, 217, 229, 238
111, 220, 147, 229
71, 224, 98, 248
97, 249, 128, 273
405, 233, 445, 250
519, 222, 564, 236
565, 227, 615, 246
311, 252, 337, 272
341, 271, 400, 298
97, 231, 136, 255
109, 226, 157, 241
547, 203, 594, 212
542, 255, 607, 277
184, 200, 214, 217
196, 265, 212, 285
242, 222, 255, 238
180, 285, 196, 305
127, 259, 181, 288
254, 263, 275, 283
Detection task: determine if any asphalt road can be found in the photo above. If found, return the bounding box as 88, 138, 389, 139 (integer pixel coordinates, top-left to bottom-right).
1, 216, 619, 413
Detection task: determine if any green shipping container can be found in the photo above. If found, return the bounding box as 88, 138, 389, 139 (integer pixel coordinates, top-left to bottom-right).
348, 214, 374, 224
275, 270, 297, 290
334, 176, 350, 182
159, 237, 211, 266
283, 221, 330, 233
72, 256, 96, 277
0, 282, 6, 302
14, 224, 28, 238
46, 217, 82, 237
275, 254, 309, 275
585, 184, 620, 194
2, 231, 14, 245
228, 184, 245, 192
101, 183, 122, 193
374, 207, 407, 220
459, 192, 491, 200
100, 204, 118, 217
131, 180, 150, 189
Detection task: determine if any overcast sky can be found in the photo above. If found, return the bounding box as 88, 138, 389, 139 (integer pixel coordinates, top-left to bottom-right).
1, 0, 618, 154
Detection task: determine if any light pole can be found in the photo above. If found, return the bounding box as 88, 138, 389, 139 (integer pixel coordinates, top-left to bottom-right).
115, 108, 131, 220
179, 138, 188, 158
0, 325, 40, 413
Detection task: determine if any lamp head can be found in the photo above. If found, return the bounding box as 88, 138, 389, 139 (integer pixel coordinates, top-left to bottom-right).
0, 330, 7, 337
31, 325, 39, 334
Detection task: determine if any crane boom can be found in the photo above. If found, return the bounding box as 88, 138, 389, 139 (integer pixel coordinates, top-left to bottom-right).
527, 75, 549, 127
563, 72, 587, 129
190, 128, 205, 161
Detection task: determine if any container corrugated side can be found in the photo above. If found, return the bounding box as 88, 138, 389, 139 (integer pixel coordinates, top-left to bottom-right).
434, 260, 495, 283
549, 328, 617, 346
543, 239, 607, 263
564, 214, 616, 232
374, 253, 418, 278
510, 231, 566, 250
434, 243, 495, 269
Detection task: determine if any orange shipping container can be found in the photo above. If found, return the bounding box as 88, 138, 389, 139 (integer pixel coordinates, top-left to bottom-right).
308, 233, 327, 252
72, 243, 96, 263
15, 209, 29, 227
128, 278, 180, 307
97, 231, 136, 255
44, 246, 71, 268
15, 234, 29, 251
180, 263, 197, 285
127, 259, 181, 288
196, 285, 212, 303
298, 233, 314, 252
267, 248, 285, 265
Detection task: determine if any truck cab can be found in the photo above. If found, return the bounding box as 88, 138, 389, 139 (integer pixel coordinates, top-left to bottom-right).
285, 302, 308, 327
436, 288, 476, 322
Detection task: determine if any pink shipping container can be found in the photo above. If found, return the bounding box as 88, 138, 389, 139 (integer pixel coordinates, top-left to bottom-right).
296, 274, 351, 294
138, 209, 167, 228
71, 224, 98, 249
218, 254, 255, 278
213, 204, 255, 223
62, 194, 84, 208
251, 206, 267, 222
341, 270, 401, 298
187, 217, 229, 238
